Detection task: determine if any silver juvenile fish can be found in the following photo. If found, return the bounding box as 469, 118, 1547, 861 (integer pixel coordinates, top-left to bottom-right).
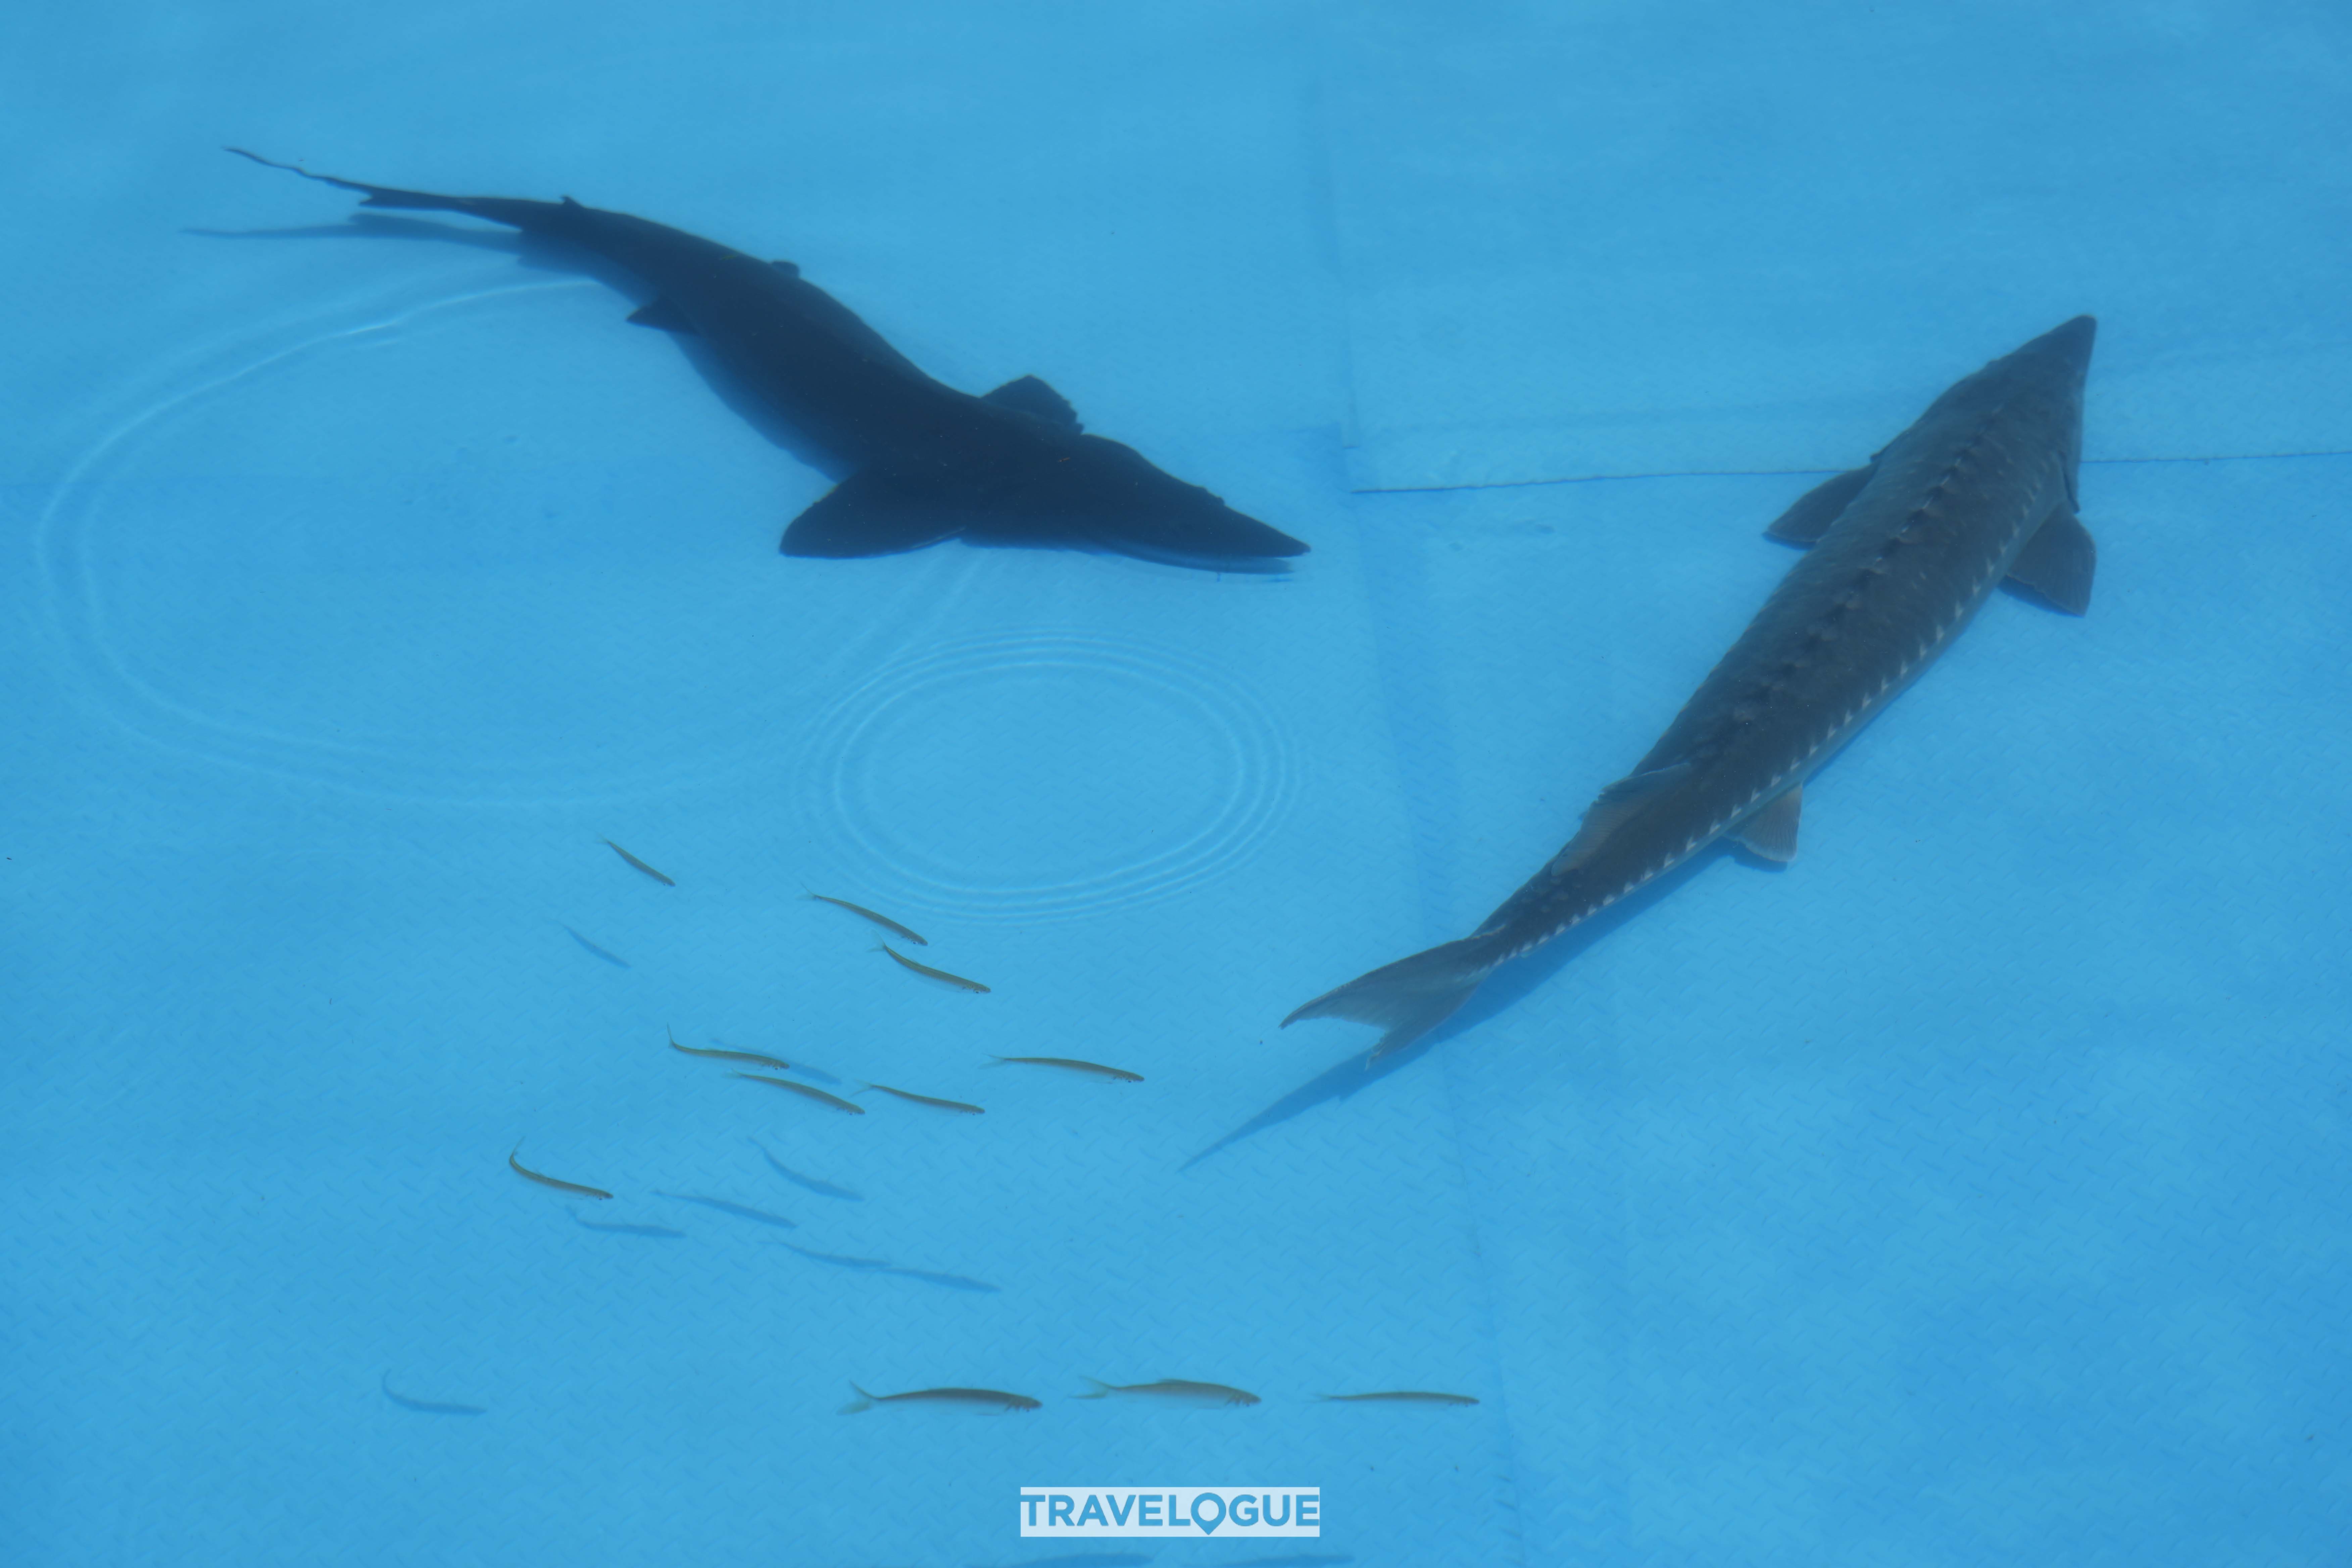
508, 1144, 613, 1200
734, 1071, 866, 1115
1077, 1377, 1260, 1407
879, 943, 990, 993
985, 1055, 1143, 1083
806, 892, 927, 946
861, 1083, 985, 1115
840, 1383, 1040, 1414
668, 1030, 789, 1071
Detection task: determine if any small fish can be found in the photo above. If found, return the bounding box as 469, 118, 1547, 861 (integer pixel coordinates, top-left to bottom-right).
667, 1029, 789, 1071
381, 1372, 487, 1416
985, 1055, 1143, 1083
508, 1144, 613, 1200
561, 925, 630, 968
1318, 1390, 1480, 1406
879, 943, 989, 993
601, 838, 675, 886
860, 1083, 985, 1115
656, 1191, 796, 1230
572, 1214, 686, 1239
1076, 1377, 1260, 1407
750, 1140, 863, 1200
840, 1383, 1041, 1414
774, 1239, 892, 1270
807, 892, 927, 945
734, 1071, 866, 1115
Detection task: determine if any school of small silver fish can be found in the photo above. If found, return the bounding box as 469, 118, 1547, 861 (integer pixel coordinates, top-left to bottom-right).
466, 860, 1463, 1417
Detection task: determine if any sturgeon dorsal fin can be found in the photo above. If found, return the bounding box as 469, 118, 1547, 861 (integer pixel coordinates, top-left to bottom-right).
2003, 506, 2096, 615
626, 297, 697, 333
781, 467, 968, 558
1554, 763, 1695, 872
1765, 465, 1875, 546
981, 374, 1082, 431
1733, 784, 1802, 863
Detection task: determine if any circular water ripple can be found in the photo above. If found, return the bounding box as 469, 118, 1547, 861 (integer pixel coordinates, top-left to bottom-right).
34, 279, 908, 802
797, 632, 1295, 920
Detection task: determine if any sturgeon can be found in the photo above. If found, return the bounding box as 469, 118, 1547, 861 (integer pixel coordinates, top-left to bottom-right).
1286, 316, 2101, 1058
228, 150, 1305, 562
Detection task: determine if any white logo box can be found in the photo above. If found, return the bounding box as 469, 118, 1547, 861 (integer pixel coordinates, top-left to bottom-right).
1019, 1487, 1320, 1537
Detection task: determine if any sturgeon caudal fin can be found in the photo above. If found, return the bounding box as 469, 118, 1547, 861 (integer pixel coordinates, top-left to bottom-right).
1282, 934, 1502, 1060
839, 1383, 877, 1415
227, 147, 554, 230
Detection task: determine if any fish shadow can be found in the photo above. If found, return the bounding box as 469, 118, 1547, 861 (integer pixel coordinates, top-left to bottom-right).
767, 1238, 892, 1273
571, 1212, 687, 1240
560, 924, 631, 968
765, 1239, 997, 1292
379, 1372, 487, 1416
882, 1267, 1001, 1294
655, 1192, 797, 1231
1183, 847, 1734, 1169
751, 1140, 863, 1201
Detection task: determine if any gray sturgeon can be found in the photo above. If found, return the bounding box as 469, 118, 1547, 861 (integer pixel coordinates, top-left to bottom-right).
228, 150, 1305, 564
1286, 316, 2101, 1058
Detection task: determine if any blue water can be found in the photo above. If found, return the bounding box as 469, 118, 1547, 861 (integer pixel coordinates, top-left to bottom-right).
4, 4, 2347, 1565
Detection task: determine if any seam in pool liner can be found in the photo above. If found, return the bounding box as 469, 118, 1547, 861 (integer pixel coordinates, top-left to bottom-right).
1352, 448, 2352, 497
1320, 0, 2352, 493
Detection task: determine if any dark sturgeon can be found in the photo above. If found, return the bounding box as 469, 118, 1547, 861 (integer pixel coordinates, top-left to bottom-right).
1286, 316, 2101, 1059
229, 149, 1305, 564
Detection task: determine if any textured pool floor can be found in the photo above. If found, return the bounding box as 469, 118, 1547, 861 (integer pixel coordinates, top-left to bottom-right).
3, 4, 2348, 1565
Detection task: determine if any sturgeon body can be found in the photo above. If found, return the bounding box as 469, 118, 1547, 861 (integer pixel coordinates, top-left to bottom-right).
1286, 316, 2101, 1057
230, 149, 1305, 563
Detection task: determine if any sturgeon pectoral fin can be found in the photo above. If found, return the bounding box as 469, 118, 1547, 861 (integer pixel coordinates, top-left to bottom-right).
1733, 784, 1803, 863
1556, 763, 1697, 871
626, 297, 697, 333
981, 374, 1082, 430
1765, 465, 1875, 545
2003, 507, 2097, 615
782, 468, 968, 557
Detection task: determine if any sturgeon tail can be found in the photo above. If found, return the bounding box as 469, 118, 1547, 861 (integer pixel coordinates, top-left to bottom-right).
1281, 933, 1504, 1061
839, 1383, 877, 1415
227, 147, 562, 232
